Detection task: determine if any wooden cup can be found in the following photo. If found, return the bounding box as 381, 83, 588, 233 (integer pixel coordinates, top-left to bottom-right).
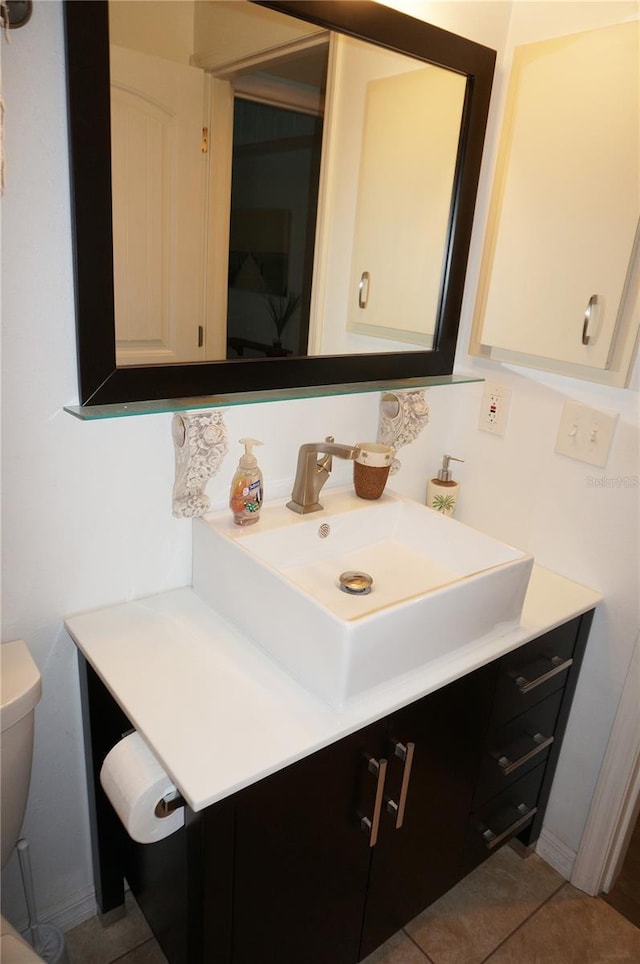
353, 443, 394, 500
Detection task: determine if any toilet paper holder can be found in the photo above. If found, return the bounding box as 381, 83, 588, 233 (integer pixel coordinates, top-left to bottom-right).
154, 790, 185, 819
116, 727, 185, 820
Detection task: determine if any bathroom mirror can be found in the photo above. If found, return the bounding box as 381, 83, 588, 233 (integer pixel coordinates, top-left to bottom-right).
64, 1, 496, 406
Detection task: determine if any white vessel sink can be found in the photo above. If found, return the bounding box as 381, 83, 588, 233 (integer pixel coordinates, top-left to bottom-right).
193, 489, 533, 707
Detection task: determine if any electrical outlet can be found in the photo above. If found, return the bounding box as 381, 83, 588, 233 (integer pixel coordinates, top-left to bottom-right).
554, 401, 618, 467
479, 382, 511, 436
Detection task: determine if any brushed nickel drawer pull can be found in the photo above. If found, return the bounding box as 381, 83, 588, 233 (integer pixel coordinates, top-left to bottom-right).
512, 655, 573, 694
497, 733, 554, 776
385, 740, 415, 829
361, 756, 388, 847
481, 803, 538, 850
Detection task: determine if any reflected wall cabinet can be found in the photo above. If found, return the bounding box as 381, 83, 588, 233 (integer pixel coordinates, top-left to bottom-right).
471, 21, 639, 387
345, 60, 466, 349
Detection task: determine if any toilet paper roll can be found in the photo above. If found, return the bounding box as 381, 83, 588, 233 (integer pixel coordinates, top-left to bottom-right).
100, 731, 185, 844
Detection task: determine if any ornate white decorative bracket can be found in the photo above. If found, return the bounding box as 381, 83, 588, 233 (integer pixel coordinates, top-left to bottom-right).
171, 411, 228, 518
377, 390, 430, 473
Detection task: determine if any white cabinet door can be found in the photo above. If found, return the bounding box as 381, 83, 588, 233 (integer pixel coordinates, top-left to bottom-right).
475, 21, 639, 377
347, 64, 466, 348
110, 46, 208, 365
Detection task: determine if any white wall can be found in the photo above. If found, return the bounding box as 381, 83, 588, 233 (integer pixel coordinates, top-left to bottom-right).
0, 1, 378, 928
1, 0, 638, 932
461, 0, 640, 862
109, 0, 195, 64
383, 0, 640, 861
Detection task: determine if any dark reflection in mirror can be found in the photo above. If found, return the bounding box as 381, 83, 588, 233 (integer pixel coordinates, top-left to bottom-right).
227, 92, 325, 360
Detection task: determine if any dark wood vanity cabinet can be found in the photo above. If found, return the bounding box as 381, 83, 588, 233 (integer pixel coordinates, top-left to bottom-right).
228, 720, 386, 964
463, 617, 594, 873
79, 610, 593, 964
226, 664, 497, 964
359, 664, 498, 958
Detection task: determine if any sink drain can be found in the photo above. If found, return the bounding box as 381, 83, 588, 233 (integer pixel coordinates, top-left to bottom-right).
339, 570, 373, 595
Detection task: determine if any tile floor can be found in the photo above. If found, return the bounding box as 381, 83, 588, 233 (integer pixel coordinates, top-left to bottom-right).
64, 846, 640, 964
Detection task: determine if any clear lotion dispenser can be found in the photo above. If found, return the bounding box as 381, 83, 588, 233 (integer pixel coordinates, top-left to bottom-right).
427, 454, 463, 517
230, 438, 263, 526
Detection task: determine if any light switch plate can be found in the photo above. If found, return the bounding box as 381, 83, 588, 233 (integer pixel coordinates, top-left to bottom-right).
554, 401, 618, 467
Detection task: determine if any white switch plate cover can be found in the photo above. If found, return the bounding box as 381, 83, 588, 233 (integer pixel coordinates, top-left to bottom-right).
554, 401, 618, 467
479, 381, 511, 436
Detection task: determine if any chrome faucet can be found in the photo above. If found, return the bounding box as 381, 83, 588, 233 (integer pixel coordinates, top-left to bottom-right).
287, 437, 360, 514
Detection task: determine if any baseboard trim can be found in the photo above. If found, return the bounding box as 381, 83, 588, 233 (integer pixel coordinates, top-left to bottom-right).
41, 888, 97, 933
535, 828, 576, 881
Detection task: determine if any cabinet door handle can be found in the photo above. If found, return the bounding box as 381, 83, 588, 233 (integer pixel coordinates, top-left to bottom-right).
496, 733, 554, 776
385, 740, 415, 829
480, 803, 538, 850
582, 294, 600, 345
511, 655, 573, 694
358, 271, 370, 309
361, 756, 388, 847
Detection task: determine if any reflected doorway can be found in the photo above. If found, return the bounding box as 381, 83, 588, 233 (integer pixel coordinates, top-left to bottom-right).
226, 97, 324, 360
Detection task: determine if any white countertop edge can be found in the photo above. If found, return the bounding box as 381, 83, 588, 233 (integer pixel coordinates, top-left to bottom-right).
64, 564, 601, 813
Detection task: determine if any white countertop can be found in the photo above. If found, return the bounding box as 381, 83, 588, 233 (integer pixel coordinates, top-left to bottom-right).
64, 566, 601, 812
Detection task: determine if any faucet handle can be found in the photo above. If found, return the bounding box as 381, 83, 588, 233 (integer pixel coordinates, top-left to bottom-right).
319, 437, 335, 472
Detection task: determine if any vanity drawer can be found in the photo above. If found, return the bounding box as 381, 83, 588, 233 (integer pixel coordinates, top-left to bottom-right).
473, 689, 563, 808
491, 620, 579, 727
464, 764, 545, 872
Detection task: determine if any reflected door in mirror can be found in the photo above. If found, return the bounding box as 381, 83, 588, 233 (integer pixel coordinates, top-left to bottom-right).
110, 45, 208, 365
226, 97, 324, 359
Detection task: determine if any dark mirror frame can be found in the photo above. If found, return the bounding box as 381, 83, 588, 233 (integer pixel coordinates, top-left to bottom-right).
64, 0, 495, 406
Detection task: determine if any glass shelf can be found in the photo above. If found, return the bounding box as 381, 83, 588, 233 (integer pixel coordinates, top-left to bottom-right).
63, 374, 484, 421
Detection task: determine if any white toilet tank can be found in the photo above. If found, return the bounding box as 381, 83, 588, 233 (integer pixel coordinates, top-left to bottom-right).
0, 915, 44, 964
1, 640, 42, 868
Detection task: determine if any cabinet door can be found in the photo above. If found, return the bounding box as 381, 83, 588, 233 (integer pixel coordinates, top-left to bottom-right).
229, 720, 387, 964
346, 63, 466, 349
110, 45, 208, 365
472, 20, 639, 385
360, 663, 497, 958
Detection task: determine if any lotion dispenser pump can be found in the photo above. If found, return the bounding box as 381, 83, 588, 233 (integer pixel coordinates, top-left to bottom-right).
230, 438, 264, 526
427, 454, 463, 517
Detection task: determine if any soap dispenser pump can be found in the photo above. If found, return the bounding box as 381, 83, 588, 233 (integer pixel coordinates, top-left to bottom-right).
427, 454, 463, 517
230, 438, 264, 526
